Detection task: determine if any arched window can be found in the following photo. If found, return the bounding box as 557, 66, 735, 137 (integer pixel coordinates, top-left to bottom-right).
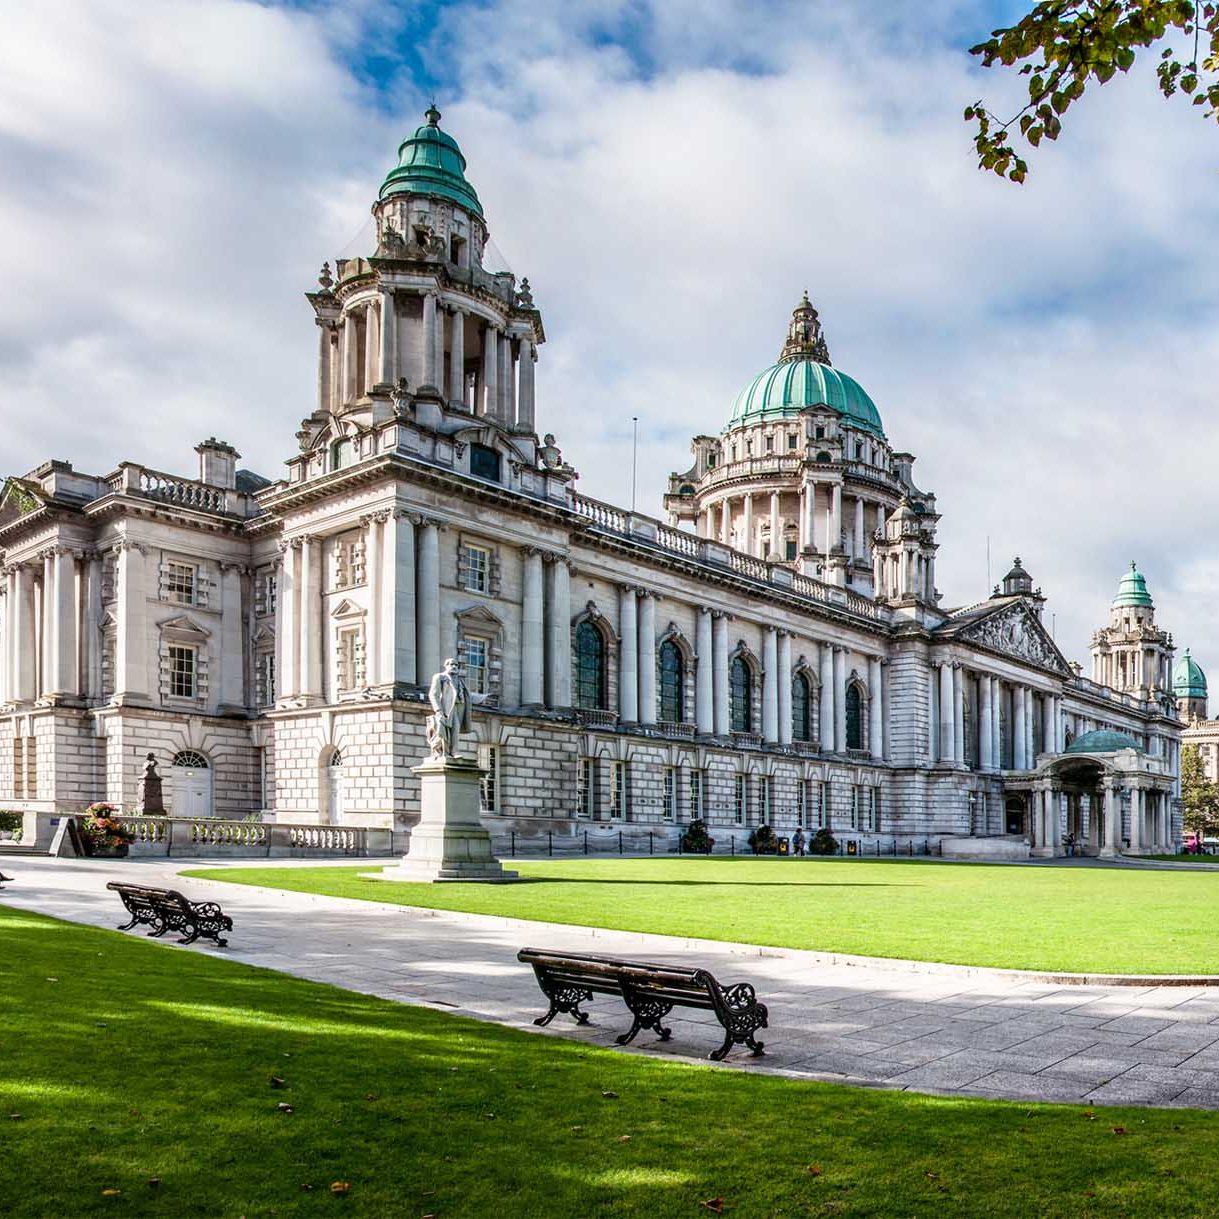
172, 750, 209, 770
792, 672, 812, 742
574, 622, 606, 710
331, 438, 355, 471
659, 640, 684, 723
730, 656, 753, 733
845, 684, 863, 750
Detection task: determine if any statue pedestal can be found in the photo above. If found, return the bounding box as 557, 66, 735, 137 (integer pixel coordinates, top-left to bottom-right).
380, 757, 517, 883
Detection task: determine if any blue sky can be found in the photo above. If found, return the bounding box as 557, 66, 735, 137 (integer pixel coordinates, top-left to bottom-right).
2, 0, 1218, 673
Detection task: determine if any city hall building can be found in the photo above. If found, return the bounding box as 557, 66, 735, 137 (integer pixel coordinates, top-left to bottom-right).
0, 108, 1185, 856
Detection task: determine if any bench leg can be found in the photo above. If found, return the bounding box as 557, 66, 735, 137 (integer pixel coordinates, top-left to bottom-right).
178, 926, 200, 946
709, 1022, 767, 1061
615, 1001, 673, 1046
116, 914, 139, 931
147, 920, 170, 939
535, 985, 593, 1028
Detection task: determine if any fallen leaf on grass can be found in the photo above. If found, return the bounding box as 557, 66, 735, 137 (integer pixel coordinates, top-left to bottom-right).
269, 1076, 287, 1089
277, 1103, 294, 1114
365, 1093, 379, 1101
1112, 1127, 1127, 1136
330, 1182, 351, 1195
699, 1199, 724, 1214
101, 1189, 121, 1196
9, 1114, 22, 1121
46, 978, 58, 983
147, 1178, 161, 1189
300, 1185, 314, 1192
806, 1165, 822, 1177
602, 1090, 618, 1099
1082, 1110, 1096, 1121
617, 1135, 631, 1143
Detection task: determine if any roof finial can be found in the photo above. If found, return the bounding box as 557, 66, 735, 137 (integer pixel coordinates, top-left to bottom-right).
425, 101, 441, 127
779, 290, 831, 365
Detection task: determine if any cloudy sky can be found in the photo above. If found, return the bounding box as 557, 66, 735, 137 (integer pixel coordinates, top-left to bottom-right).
3, 0, 1217, 670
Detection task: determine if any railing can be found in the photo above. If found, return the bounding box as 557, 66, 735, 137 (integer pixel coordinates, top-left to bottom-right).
731, 731, 763, 750
654, 720, 697, 739
655, 524, 699, 557
729, 551, 770, 581
570, 493, 628, 532
574, 708, 619, 728
789, 571, 836, 605
113, 815, 392, 857
700, 455, 806, 486
139, 469, 226, 513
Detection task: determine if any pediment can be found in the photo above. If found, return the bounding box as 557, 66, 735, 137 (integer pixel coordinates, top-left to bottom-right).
952, 601, 1071, 675
455, 603, 502, 628
157, 614, 211, 641
0, 478, 45, 528
330, 598, 365, 619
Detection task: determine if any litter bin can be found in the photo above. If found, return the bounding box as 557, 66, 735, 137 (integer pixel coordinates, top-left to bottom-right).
778, 837, 790, 856
846, 840, 858, 856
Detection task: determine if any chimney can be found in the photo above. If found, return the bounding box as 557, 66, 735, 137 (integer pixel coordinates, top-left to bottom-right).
196, 438, 239, 490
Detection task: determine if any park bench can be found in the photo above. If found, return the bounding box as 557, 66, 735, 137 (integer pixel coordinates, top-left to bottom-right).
0, 872, 12, 890
517, 947, 768, 1061
106, 881, 232, 947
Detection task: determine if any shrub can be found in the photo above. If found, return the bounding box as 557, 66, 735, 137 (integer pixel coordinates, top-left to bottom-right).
680, 819, 715, 854
747, 824, 778, 855
0, 810, 22, 840
808, 827, 839, 856
79, 804, 135, 854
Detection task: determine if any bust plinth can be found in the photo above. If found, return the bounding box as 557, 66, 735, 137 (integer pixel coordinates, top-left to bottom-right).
379, 755, 517, 883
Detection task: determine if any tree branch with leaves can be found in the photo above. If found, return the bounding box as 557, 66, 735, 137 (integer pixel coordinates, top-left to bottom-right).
966, 0, 1219, 181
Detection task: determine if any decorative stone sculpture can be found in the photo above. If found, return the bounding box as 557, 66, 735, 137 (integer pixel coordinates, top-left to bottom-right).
425, 657, 485, 759
138, 753, 165, 815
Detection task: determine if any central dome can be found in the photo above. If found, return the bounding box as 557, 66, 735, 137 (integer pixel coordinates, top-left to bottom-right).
727, 294, 884, 436
379, 106, 483, 217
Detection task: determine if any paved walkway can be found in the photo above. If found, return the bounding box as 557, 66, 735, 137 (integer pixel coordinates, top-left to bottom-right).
9, 855, 1219, 1109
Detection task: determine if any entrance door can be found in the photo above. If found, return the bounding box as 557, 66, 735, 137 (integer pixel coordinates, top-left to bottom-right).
1004, 795, 1026, 836
172, 751, 213, 818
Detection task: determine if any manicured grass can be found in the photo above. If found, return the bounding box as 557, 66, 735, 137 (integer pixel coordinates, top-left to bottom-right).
189, 857, 1219, 974
4, 907, 1219, 1218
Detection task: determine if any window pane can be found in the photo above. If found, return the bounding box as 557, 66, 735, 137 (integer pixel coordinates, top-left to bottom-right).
574, 623, 605, 710
659, 641, 683, 722
730, 657, 751, 732
792, 673, 810, 741
846, 684, 863, 750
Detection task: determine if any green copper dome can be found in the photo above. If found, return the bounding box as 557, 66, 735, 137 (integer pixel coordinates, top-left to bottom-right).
379, 106, 483, 217
1174, 649, 1208, 699
728, 294, 884, 435
1065, 729, 1143, 754
1112, 561, 1153, 608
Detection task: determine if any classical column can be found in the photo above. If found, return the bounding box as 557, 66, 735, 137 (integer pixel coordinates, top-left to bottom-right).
868, 655, 884, 761
979, 674, 994, 770
40, 550, 53, 696
521, 548, 544, 707
854, 497, 865, 558
544, 555, 572, 709
481, 323, 498, 418
805, 481, 818, 552
830, 484, 842, 551
317, 320, 333, 410
742, 493, 754, 556
777, 631, 793, 747
381, 511, 417, 688
927, 665, 940, 762
1130, 785, 1144, 852
712, 612, 729, 736
1026, 693, 1036, 765
500, 333, 514, 422
219, 563, 244, 709
1012, 686, 1027, 770
618, 585, 638, 724
637, 591, 657, 726
364, 516, 383, 684
277, 542, 297, 700
769, 491, 781, 559
819, 644, 834, 748
342, 313, 358, 402
718, 499, 731, 546
939, 662, 955, 764
52, 548, 78, 698
761, 626, 779, 744
1043, 694, 1057, 754
518, 340, 536, 430
1100, 780, 1120, 857
952, 664, 965, 765
83, 553, 102, 700
376, 291, 396, 387
421, 293, 438, 387
114, 543, 148, 703
833, 646, 847, 752
448, 308, 466, 405
992, 679, 1003, 769
696, 608, 714, 734
299, 536, 322, 700
416, 520, 441, 682
11, 564, 34, 703
364, 304, 380, 392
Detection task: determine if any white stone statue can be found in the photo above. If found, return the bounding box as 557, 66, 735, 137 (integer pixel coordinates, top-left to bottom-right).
425, 658, 487, 760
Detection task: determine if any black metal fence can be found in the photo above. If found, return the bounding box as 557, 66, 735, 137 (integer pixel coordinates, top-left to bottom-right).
493, 830, 943, 859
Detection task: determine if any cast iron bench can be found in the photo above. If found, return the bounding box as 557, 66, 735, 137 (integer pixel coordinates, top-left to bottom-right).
106, 881, 232, 947
517, 947, 768, 1061
0, 872, 12, 890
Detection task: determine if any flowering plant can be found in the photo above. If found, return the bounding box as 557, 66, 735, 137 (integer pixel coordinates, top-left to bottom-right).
79, 803, 135, 852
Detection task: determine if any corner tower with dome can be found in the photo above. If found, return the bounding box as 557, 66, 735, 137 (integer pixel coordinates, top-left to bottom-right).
666, 294, 938, 599
0, 107, 1185, 860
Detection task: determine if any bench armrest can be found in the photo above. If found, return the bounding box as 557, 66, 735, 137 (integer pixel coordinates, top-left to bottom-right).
722, 982, 758, 1011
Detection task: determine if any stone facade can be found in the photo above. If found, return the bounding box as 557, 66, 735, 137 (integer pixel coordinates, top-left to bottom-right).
0, 108, 1183, 855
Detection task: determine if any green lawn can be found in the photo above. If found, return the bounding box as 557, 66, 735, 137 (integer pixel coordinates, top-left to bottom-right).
4, 907, 1219, 1218
188, 857, 1219, 975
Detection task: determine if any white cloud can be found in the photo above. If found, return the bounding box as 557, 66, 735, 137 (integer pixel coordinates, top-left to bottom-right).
1, 0, 1216, 675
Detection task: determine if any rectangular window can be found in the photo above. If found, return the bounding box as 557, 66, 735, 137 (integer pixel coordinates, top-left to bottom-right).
24, 738, 36, 800
850, 786, 862, 831
787, 433, 798, 451
663, 767, 676, 821
470, 444, 501, 482
168, 645, 197, 699
734, 774, 746, 825
759, 775, 772, 824
255, 569, 278, 616
796, 780, 806, 828
765, 435, 774, 453
165, 562, 196, 606
577, 758, 595, 819
461, 636, 489, 694
868, 787, 881, 832
689, 768, 705, 821
336, 627, 364, 691
478, 745, 499, 813
334, 537, 366, 590
610, 761, 625, 821
12, 739, 22, 800
807, 780, 825, 829
785, 539, 798, 561
255, 651, 276, 707
461, 544, 490, 594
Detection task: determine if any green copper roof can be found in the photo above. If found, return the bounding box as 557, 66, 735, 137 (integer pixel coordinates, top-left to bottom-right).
729, 359, 884, 434
379, 106, 483, 217
1174, 649, 1208, 699
1112, 561, 1153, 608
1064, 729, 1143, 755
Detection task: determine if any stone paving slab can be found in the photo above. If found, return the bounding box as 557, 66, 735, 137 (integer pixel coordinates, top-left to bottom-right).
8, 855, 1219, 1110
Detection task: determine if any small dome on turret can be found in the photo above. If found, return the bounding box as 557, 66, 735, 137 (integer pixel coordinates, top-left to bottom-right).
1174, 649, 1208, 700
1000, 557, 1033, 597
379, 105, 483, 216
1113, 561, 1153, 608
